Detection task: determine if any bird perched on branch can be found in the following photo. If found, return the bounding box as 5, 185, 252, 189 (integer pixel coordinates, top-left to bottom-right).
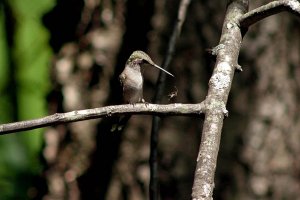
111, 50, 174, 132
119, 50, 174, 104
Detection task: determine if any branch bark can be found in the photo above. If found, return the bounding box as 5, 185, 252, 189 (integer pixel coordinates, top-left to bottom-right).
191, 0, 249, 199
240, 0, 300, 28
0, 102, 205, 135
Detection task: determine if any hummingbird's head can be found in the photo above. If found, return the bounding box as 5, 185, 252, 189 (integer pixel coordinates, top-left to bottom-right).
127, 50, 155, 65
127, 50, 174, 77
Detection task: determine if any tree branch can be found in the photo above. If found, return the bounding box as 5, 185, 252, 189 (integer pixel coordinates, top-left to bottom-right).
150, 0, 191, 199
191, 0, 248, 199
240, 0, 300, 28
0, 102, 206, 135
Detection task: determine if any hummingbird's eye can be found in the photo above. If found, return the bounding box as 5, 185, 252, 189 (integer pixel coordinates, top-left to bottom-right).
141, 59, 149, 64
134, 59, 144, 64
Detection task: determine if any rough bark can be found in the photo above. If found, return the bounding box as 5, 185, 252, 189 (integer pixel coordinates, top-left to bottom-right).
192, 1, 249, 199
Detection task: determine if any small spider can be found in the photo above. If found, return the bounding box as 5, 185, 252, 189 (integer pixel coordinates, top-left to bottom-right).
168, 86, 178, 101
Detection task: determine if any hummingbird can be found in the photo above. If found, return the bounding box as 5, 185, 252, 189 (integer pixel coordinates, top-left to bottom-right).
119, 50, 174, 104
111, 50, 174, 131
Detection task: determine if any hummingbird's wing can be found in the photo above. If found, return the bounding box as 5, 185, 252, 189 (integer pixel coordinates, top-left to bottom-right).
119, 73, 126, 86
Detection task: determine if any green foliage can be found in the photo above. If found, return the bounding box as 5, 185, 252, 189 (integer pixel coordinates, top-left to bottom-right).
0, 0, 54, 198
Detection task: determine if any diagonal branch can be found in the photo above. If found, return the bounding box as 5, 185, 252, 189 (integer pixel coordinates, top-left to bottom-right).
0, 102, 206, 135
191, 0, 249, 199
240, 0, 300, 28
150, 0, 191, 199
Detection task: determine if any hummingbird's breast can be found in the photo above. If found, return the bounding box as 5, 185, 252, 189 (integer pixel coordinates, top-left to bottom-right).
119, 66, 143, 103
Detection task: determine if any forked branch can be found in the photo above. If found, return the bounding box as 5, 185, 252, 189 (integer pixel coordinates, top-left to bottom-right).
240, 0, 300, 28
191, 0, 248, 199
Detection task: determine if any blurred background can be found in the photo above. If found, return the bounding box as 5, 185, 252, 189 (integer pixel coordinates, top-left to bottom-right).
0, 0, 299, 199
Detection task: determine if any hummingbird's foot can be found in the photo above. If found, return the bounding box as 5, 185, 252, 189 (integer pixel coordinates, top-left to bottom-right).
138, 98, 149, 107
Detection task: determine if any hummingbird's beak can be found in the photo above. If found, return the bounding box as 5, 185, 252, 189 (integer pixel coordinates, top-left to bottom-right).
153, 64, 174, 77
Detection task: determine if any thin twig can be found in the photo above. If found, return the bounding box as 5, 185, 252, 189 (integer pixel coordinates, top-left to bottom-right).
0, 102, 205, 135
150, 0, 191, 199
240, 0, 300, 28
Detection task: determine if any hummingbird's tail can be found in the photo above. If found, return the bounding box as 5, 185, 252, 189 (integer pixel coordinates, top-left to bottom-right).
110, 115, 131, 132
